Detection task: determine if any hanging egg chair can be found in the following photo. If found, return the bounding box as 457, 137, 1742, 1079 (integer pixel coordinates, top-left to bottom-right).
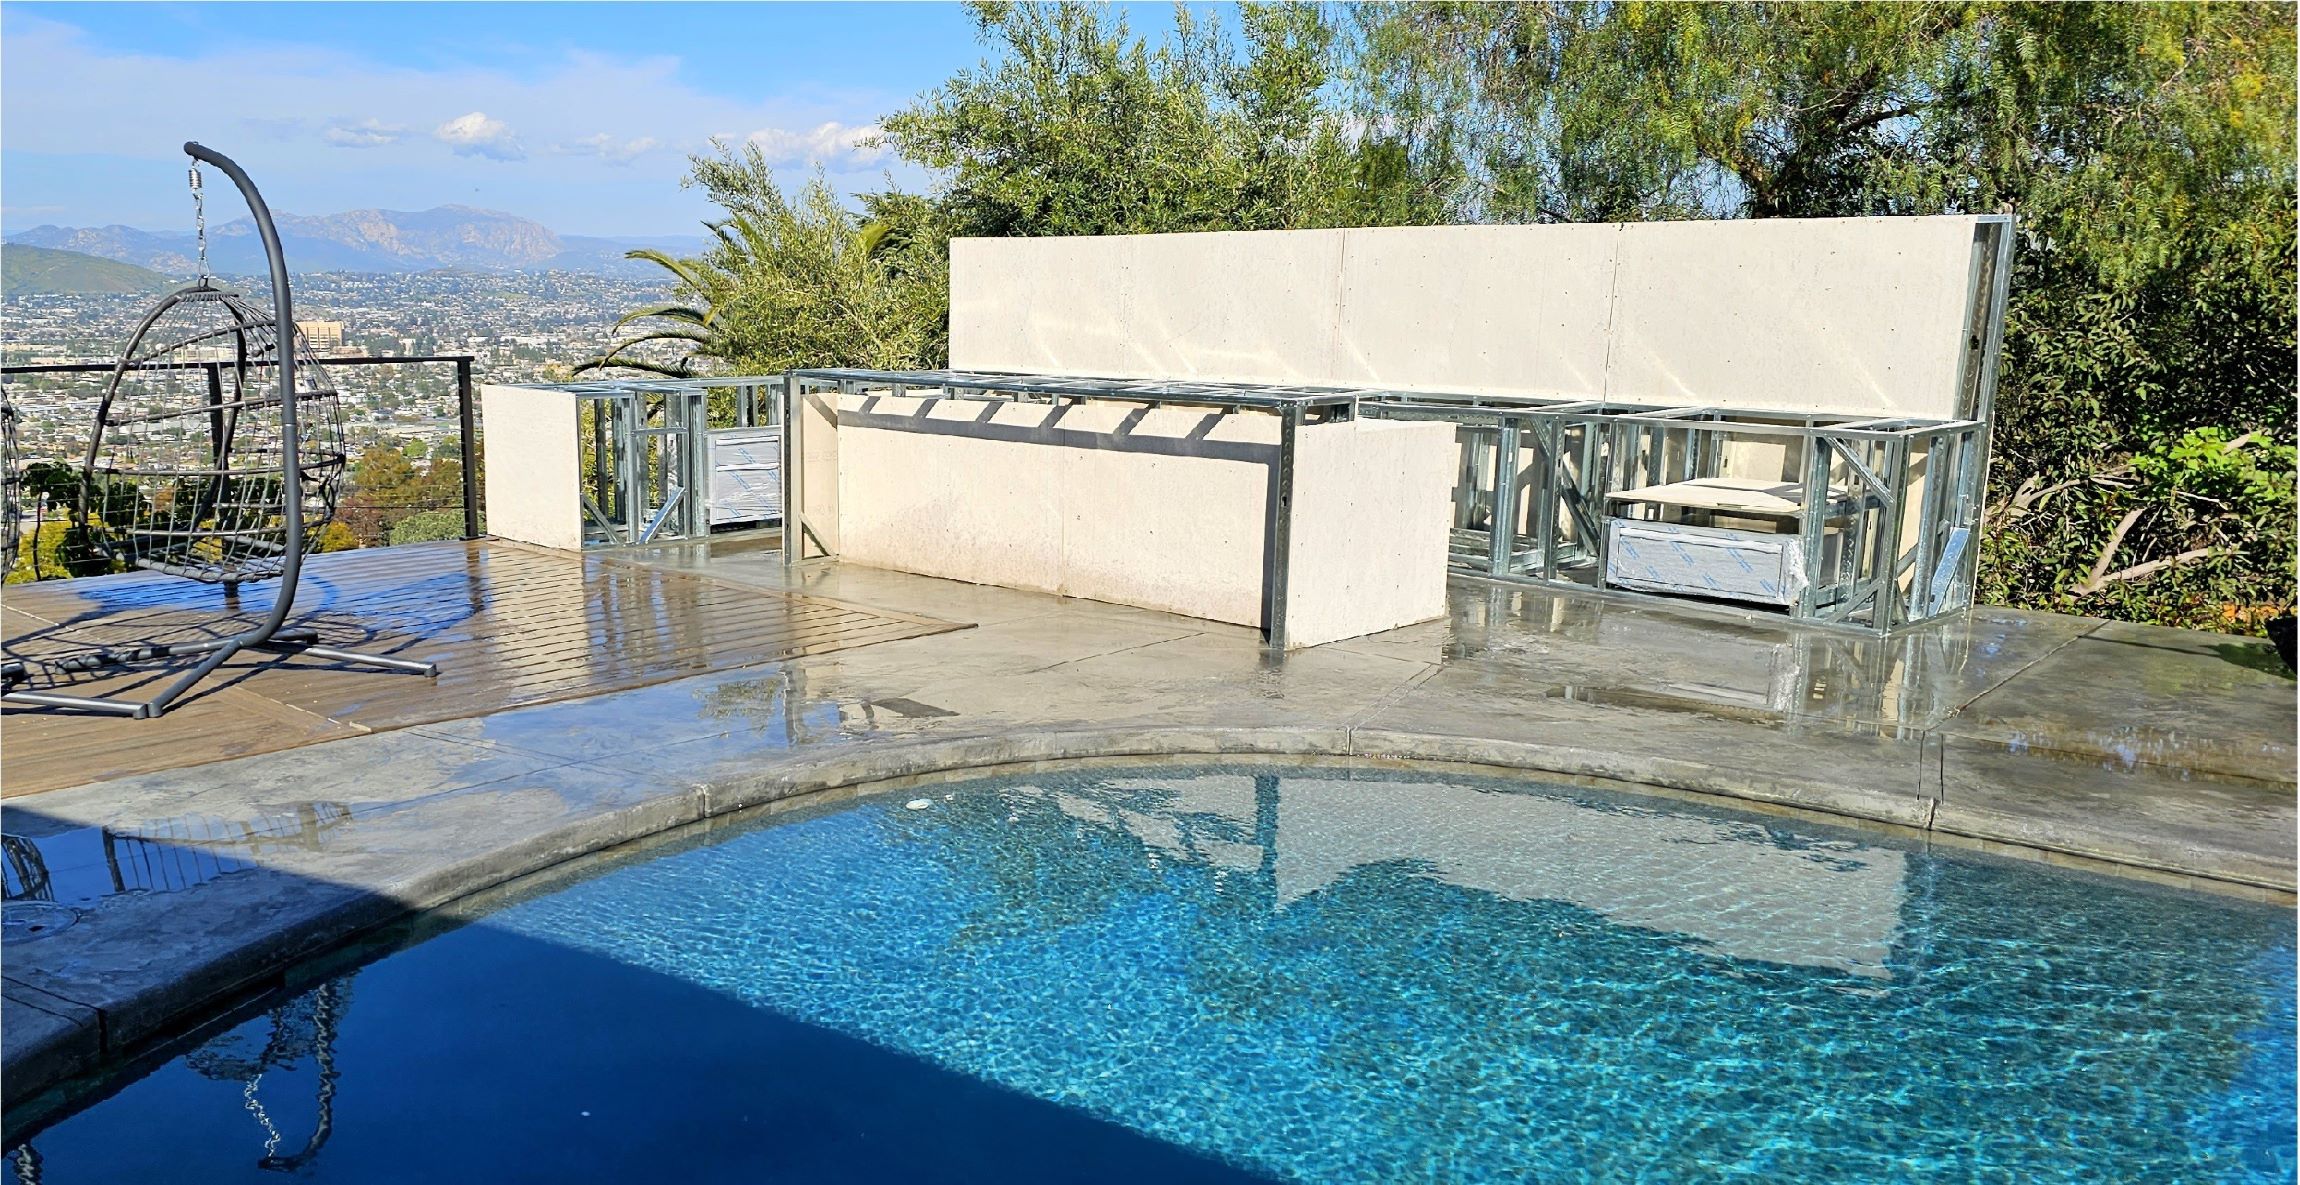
0, 142, 437, 719
185, 977, 350, 1171
1, 397, 20, 565
84, 282, 348, 585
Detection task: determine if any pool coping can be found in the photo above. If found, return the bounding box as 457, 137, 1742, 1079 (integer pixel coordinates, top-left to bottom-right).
5, 721, 2291, 1133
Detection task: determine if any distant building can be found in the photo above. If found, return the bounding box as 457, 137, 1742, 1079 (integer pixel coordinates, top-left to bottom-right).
296, 320, 346, 351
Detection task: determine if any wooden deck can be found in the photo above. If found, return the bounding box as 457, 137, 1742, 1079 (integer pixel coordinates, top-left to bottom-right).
0, 540, 963, 795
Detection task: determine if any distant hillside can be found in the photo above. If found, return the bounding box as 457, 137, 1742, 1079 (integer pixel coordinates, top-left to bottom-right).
7, 208, 710, 278
1, 244, 171, 295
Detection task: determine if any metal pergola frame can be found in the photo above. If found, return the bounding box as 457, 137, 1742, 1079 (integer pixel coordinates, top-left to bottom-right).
783, 368, 1366, 649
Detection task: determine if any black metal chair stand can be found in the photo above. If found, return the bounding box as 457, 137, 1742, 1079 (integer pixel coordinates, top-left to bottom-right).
0, 143, 438, 719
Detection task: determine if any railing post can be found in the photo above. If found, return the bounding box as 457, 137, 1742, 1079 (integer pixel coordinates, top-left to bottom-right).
1263, 402, 1300, 652
781, 373, 799, 566
1489, 421, 1521, 577
456, 357, 479, 540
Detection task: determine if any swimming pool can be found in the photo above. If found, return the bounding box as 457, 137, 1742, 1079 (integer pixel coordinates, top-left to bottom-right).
15, 765, 2294, 1182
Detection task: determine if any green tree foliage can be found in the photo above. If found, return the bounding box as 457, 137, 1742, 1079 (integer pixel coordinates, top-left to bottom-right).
340, 442, 469, 547
597, 0, 2292, 633
880, 1, 1393, 236
581, 145, 948, 376
313, 520, 362, 553
4, 460, 132, 582
6, 520, 103, 584
1353, 1, 1982, 221
388, 509, 477, 546
881, 1, 1458, 235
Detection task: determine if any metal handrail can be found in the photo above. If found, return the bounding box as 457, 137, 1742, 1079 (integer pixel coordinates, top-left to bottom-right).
3, 353, 481, 541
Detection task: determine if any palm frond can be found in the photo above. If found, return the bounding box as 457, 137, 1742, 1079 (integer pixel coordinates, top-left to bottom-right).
724, 211, 778, 263
613, 303, 714, 331
622, 247, 715, 293
573, 354, 697, 379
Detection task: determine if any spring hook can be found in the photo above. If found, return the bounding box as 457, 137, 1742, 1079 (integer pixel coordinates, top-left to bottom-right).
189, 164, 210, 282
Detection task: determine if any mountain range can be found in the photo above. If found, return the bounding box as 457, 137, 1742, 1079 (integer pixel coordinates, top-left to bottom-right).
1, 244, 172, 295
4, 206, 709, 278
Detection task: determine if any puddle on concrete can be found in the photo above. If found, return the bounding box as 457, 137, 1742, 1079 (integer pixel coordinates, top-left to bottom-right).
1, 803, 352, 920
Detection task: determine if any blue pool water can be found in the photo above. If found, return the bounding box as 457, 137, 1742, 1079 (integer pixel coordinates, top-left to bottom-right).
15, 766, 2295, 1183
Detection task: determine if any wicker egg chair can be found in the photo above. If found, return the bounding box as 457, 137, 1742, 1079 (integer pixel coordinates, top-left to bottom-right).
1, 143, 437, 718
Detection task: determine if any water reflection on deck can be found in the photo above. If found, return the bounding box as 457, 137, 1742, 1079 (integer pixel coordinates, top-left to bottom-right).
1, 539, 963, 794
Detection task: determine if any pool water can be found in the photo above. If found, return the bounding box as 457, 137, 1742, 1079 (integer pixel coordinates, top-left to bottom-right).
16, 766, 2295, 1183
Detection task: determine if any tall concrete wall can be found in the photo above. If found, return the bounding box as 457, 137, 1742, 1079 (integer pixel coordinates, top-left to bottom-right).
950, 216, 1989, 420
832, 394, 1453, 646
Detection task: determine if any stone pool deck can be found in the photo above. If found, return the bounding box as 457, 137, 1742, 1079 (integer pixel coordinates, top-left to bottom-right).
3, 536, 2294, 1122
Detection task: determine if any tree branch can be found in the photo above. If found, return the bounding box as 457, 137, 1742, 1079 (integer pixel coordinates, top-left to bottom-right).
2076, 546, 2228, 595
1839, 104, 1918, 136
2079, 507, 2148, 592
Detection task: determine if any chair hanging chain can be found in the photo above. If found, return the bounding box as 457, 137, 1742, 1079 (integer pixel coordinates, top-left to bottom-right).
189, 164, 210, 282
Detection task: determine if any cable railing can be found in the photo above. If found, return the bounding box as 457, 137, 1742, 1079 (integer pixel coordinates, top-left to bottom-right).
2, 354, 481, 578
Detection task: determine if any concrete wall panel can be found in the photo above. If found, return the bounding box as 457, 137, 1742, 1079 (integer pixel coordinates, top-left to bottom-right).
834, 396, 1281, 626
836, 396, 1067, 594
1285, 418, 1456, 646
954, 231, 1355, 384
793, 388, 842, 557
950, 237, 1138, 378
1330, 224, 1618, 398
1053, 403, 1277, 625
479, 384, 581, 550
1112, 230, 1351, 383
952, 215, 1987, 418
1604, 216, 1978, 418
830, 396, 1448, 641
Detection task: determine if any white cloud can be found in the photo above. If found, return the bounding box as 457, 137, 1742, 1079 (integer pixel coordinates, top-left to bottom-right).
554, 133, 659, 165
0, 13, 926, 231
745, 121, 887, 169
325, 118, 410, 148
435, 111, 523, 160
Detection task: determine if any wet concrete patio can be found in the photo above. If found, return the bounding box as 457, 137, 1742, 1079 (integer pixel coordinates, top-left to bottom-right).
3, 534, 2293, 1120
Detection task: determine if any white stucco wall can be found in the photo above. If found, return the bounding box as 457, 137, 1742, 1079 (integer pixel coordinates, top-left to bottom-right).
950, 215, 1989, 419
832, 394, 1451, 645
1284, 418, 1456, 646
790, 385, 843, 558
1601, 216, 1980, 415
478, 383, 581, 551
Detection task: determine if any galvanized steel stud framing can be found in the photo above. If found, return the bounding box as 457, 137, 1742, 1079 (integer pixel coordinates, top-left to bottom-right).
778, 217, 2011, 640
527, 376, 781, 548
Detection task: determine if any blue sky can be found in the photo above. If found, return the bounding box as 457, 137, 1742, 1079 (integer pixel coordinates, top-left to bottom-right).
1, 2, 1036, 236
